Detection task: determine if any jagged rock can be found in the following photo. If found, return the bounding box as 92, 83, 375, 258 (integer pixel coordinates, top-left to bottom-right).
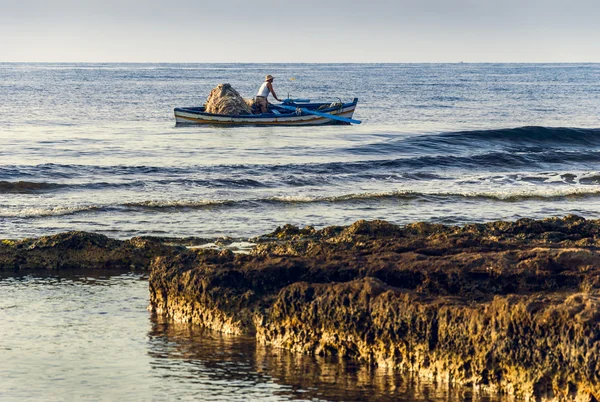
149, 216, 600, 401
0, 231, 180, 272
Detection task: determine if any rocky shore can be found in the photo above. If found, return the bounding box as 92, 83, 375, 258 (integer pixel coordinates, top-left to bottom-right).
2, 217, 600, 401
148, 216, 600, 401
0, 231, 180, 273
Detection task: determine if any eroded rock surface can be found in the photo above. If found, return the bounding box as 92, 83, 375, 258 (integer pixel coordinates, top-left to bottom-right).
0, 231, 180, 272
149, 216, 600, 401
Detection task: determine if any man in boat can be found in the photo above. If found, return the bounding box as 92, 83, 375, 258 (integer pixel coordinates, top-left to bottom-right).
255, 75, 281, 113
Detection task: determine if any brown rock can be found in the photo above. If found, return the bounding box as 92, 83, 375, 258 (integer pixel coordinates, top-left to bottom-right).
0, 231, 180, 273
149, 216, 600, 401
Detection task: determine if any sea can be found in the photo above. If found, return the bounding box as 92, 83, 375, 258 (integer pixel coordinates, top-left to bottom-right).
1, 63, 599, 401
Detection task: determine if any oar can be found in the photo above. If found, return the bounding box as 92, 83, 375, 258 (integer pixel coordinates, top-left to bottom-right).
276, 104, 361, 125
282, 98, 311, 104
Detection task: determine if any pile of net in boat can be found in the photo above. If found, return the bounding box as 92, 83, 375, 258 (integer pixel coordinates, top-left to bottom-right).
205, 84, 253, 115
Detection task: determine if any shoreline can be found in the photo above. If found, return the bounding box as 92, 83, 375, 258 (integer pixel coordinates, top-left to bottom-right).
2, 216, 600, 401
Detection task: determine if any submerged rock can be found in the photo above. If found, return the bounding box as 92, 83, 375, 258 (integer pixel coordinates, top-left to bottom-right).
149, 216, 600, 401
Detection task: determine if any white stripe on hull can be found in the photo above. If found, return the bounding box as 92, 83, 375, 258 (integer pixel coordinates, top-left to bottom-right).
174, 106, 357, 126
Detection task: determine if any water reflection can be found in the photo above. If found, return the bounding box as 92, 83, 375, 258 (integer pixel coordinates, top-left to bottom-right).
1, 273, 507, 401
147, 317, 506, 402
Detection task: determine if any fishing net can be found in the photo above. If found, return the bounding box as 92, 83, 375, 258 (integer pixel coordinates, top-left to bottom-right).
244, 98, 255, 110
205, 84, 252, 115
317, 102, 343, 111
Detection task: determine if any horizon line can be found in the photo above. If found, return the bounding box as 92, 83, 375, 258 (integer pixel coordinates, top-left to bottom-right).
2, 61, 600, 64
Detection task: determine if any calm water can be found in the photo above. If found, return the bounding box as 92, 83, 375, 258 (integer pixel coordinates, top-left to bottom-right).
0, 273, 503, 402
1, 63, 600, 400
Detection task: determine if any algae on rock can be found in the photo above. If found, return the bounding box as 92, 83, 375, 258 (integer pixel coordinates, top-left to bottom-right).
149, 216, 600, 401
0, 231, 180, 273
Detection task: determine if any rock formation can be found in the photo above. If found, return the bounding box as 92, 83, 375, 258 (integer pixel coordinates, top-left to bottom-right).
2, 217, 599, 400
148, 216, 600, 401
0, 231, 180, 273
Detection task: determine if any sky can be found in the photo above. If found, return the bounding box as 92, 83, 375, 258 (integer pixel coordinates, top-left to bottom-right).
1, 0, 599, 62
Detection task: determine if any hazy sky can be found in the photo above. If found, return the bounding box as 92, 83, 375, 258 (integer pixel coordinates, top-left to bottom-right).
1, 0, 599, 62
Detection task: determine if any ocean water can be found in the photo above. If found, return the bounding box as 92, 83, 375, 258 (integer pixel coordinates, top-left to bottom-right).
1, 63, 600, 400
1, 63, 600, 240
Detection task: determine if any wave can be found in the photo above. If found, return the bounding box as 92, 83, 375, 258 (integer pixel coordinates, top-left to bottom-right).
2, 127, 600, 184
0, 180, 151, 194
345, 126, 600, 156
0, 205, 106, 218
6, 188, 600, 219
440, 126, 600, 145
262, 189, 600, 203
579, 175, 600, 184
123, 199, 240, 209
0, 181, 64, 193
1, 152, 600, 194
0, 178, 272, 194
281, 150, 600, 174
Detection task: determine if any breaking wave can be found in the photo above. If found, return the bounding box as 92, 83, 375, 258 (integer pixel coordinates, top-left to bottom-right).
2, 150, 600, 187
1, 127, 600, 196
6, 188, 600, 219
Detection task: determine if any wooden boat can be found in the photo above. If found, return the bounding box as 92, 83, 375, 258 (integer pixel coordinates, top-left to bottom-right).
174, 98, 360, 126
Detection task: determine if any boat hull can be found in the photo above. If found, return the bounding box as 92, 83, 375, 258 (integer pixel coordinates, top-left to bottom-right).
174, 99, 358, 126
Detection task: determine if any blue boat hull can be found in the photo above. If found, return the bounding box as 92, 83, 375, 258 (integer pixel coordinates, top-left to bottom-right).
174, 98, 359, 126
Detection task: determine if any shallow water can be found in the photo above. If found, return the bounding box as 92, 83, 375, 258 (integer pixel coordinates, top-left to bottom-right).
0, 274, 504, 401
